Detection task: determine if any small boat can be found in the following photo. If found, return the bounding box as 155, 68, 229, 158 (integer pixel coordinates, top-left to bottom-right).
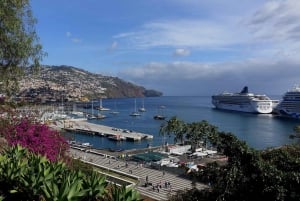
96, 98, 110, 111
138, 107, 146, 112
87, 114, 96, 120
87, 101, 97, 119
153, 105, 166, 120
96, 113, 106, 119
153, 115, 166, 120
138, 98, 146, 112
110, 101, 120, 115
130, 99, 141, 116
81, 142, 92, 148
130, 112, 141, 116
108, 135, 126, 141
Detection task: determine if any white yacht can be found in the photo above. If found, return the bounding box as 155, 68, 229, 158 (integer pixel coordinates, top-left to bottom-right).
274, 85, 300, 119
138, 98, 146, 112
96, 98, 110, 111
212, 86, 276, 114
129, 99, 141, 117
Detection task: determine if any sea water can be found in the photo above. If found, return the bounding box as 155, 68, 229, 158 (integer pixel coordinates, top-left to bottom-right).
71, 96, 300, 151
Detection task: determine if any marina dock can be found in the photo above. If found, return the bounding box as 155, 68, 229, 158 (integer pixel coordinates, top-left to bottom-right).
52, 119, 153, 141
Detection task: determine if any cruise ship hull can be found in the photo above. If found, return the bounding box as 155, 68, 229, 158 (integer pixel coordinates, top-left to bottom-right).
274, 86, 300, 119
211, 86, 275, 114
275, 109, 300, 119
212, 101, 273, 114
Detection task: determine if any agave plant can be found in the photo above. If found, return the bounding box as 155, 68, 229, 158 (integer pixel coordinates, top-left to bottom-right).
21, 153, 55, 198
0, 145, 28, 188
41, 170, 87, 201
82, 171, 107, 200
108, 184, 142, 201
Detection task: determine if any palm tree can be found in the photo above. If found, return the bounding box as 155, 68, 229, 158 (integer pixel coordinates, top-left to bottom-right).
186, 120, 218, 152
159, 116, 187, 145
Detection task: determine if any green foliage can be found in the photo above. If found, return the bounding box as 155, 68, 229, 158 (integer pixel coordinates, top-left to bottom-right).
41, 170, 88, 201
186, 120, 218, 152
82, 171, 107, 200
108, 184, 142, 201
293, 125, 300, 133
0, 0, 46, 96
164, 118, 300, 201
160, 116, 187, 144
169, 187, 215, 201
160, 116, 218, 151
0, 145, 141, 201
201, 140, 300, 201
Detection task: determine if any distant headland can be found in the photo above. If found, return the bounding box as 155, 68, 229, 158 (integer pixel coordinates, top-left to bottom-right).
17, 65, 162, 103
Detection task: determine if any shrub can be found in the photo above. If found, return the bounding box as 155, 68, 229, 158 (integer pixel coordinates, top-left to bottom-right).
1, 117, 68, 162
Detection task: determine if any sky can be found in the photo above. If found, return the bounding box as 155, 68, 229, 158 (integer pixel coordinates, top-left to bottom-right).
31, 0, 300, 96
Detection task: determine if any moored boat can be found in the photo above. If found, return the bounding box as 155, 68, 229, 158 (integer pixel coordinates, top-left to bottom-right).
129, 99, 141, 116
212, 86, 277, 114
108, 134, 126, 141
274, 85, 300, 119
153, 115, 166, 120
138, 98, 146, 112
153, 105, 166, 120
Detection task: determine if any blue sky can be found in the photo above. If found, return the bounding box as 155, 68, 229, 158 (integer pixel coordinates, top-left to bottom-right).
31, 0, 300, 96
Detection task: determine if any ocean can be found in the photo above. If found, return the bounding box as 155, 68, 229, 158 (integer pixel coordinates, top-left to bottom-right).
70, 96, 300, 151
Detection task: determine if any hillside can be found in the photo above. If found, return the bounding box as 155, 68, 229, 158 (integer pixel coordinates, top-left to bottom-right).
18, 65, 162, 102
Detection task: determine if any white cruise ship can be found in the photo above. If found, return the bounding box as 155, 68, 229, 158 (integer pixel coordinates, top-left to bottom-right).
274, 86, 300, 119
212, 86, 276, 114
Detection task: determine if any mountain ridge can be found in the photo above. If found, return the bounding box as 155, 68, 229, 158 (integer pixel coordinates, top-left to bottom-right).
18, 65, 162, 102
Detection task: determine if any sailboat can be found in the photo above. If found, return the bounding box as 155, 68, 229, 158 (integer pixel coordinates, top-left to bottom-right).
96, 106, 106, 119
97, 98, 110, 111
138, 98, 146, 112
110, 100, 119, 115
129, 99, 141, 116
87, 100, 96, 120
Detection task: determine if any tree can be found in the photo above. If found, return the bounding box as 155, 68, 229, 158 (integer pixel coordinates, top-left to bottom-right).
175, 130, 300, 201
163, 119, 300, 201
0, 0, 45, 96
159, 116, 187, 144
186, 120, 218, 152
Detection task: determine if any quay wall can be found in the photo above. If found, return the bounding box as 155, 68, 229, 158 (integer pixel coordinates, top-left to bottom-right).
50, 119, 153, 142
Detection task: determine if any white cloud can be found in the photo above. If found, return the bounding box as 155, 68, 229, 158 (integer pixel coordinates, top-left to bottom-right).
245, 0, 300, 57
115, 0, 300, 95
115, 19, 247, 49
249, 0, 300, 29
113, 0, 300, 61
118, 58, 300, 96
173, 48, 190, 57
65, 31, 81, 43
66, 32, 71, 37
107, 41, 118, 52
71, 38, 81, 43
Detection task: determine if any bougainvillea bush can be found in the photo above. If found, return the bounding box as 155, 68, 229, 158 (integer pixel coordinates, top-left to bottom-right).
0, 111, 69, 162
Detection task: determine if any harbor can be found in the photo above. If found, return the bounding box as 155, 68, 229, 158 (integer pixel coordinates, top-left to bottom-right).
16, 96, 299, 150
51, 119, 154, 142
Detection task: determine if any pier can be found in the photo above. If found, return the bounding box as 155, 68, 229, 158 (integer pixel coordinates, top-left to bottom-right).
52, 119, 153, 141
